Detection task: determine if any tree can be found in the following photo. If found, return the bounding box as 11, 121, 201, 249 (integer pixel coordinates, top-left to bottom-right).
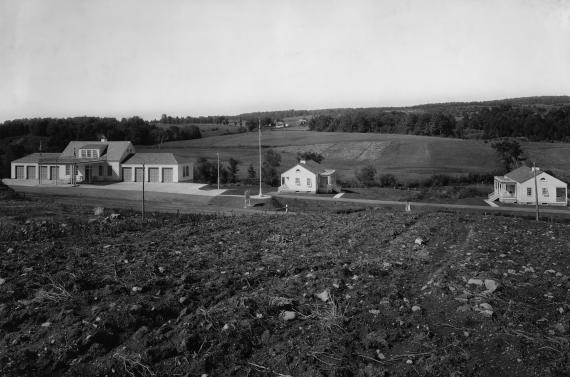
491, 139, 524, 171
296, 151, 324, 164
264, 149, 281, 167
378, 174, 398, 187
228, 158, 239, 183
356, 164, 377, 187
194, 157, 216, 183
247, 164, 256, 184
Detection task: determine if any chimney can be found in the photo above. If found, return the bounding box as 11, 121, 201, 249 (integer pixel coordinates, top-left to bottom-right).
300, 159, 306, 164
100, 136, 108, 142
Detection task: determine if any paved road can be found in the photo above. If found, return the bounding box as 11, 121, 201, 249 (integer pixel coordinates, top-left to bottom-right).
9, 185, 280, 216
271, 193, 570, 218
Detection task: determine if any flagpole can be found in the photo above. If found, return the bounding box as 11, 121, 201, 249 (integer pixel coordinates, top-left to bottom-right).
258, 118, 262, 197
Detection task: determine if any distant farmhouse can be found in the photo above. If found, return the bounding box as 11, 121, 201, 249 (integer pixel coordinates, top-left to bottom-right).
10, 138, 193, 184
278, 160, 340, 194
489, 166, 567, 206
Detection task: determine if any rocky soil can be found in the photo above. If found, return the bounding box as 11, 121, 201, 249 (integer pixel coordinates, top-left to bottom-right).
0, 198, 569, 377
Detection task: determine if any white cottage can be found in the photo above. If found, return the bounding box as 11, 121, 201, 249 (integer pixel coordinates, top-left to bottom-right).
278, 160, 340, 194
488, 166, 567, 206
10, 138, 193, 184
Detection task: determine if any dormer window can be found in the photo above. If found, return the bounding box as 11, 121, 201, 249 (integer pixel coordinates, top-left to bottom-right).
79, 149, 100, 158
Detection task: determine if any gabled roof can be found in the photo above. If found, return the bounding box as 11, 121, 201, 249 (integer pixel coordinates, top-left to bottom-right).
505, 166, 537, 183
122, 153, 190, 165
11, 153, 60, 164
61, 141, 132, 161
286, 160, 335, 176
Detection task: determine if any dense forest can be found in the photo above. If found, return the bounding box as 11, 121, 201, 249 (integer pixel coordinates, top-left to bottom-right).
0, 116, 201, 177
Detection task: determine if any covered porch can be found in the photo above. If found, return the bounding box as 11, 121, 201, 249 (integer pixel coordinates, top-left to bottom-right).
317, 171, 341, 194
489, 176, 517, 202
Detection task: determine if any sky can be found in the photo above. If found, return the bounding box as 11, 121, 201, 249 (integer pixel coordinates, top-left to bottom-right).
1, 0, 569, 122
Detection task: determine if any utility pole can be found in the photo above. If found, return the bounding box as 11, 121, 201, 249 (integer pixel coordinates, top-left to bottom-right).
142, 163, 145, 223
533, 162, 539, 221
217, 152, 220, 190
258, 118, 263, 197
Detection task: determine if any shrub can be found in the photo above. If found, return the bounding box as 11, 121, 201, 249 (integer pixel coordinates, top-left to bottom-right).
378, 174, 398, 187
355, 164, 377, 187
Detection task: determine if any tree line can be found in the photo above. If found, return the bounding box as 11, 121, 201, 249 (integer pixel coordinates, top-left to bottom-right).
307, 105, 570, 141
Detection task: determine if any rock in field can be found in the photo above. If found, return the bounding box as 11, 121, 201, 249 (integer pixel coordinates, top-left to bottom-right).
315, 290, 330, 302
280, 311, 296, 321
484, 279, 498, 293
468, 278, 483, 286
411, 305, 422, 313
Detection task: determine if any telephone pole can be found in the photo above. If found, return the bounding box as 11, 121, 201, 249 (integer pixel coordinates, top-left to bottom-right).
142, 163, 145, 223
217, 152, 220, 190
533, 162, 539, 221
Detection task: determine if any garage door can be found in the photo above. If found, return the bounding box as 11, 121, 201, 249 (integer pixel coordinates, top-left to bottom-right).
162, 168, 173, 183
135, 167, 144, 182
49, 166, 59, 180
40, 166, 48, 180
122, 167, 132, 182
15, 166, 24, 179
148, 167, 159, 182
26, 166, 36, 179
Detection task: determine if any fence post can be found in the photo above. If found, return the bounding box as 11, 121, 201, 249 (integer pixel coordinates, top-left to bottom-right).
285, 204, 288, 213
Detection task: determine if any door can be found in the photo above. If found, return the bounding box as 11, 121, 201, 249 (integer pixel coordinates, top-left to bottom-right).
135, 167, 144, 182
15, 166, 24, 179
26, 166, 36, 179
85, 166, 91, 183
162, 168, 173, 182
40, 166, 48, 181
122, 167, 132, 182
148, 167, 159, 182
50, 166, 59, 181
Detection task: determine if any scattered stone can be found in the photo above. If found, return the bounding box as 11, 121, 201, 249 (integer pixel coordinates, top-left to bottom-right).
110, 213, 120, 220
379, 297, 390, 306
306, 272, 316, 279
131, 286, 142, 293
553, 323, 567, 334
376, 351, 386, 360
129, 304, 142, 312
484, 279, 498, 293
103, 245, 111, 249
315, 290, 330, 302
507, 269, 516, 274
414, 237, 424, 246
222, 323, 230, 331
406, 359, 413, 364
411, 305, 421, 313
477, 303, 494, 317
281, 311, 296, 321
87, 218, 98, 224
545, 269, 556, 274
41, 322, 51, 327
468, 278, 483, 286
7, 248, 14, 253
158, 266, 166, 273
0, 278, 5, 286
369, 309, 381, 315
179, 296, 187, 304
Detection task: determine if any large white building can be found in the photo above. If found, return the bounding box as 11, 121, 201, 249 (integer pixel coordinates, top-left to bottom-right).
278, 160, 340, 194
488, 166, 567, 206
10, 138, 193, 184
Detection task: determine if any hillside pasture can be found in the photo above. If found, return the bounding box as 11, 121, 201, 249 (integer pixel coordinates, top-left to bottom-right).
138, 130, 570, 182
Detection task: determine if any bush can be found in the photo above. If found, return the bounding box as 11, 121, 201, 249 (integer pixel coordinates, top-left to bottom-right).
355, 164, 377, 187
378, 174, 398, 187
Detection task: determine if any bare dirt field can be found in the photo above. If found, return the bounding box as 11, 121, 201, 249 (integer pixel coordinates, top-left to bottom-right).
1, 194, 570, 377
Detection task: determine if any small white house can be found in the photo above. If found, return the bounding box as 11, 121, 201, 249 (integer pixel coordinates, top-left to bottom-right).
278, 160, 340, 194
489, 166, 567, 206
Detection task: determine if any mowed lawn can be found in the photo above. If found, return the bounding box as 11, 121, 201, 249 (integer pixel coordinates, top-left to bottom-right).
138, 130, 570, 181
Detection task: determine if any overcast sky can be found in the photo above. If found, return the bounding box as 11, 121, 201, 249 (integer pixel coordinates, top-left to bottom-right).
1, 0, 569, 122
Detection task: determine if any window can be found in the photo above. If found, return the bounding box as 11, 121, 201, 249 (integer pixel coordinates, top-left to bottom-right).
98, 166, 103, 176
80, 150, 87, 158
65, 165, 70, 176
527, 188, 532, 196
542, 188, 549, 197
307, 178, 311, 187
107, 166, 112, 176
295, 177, 300, 186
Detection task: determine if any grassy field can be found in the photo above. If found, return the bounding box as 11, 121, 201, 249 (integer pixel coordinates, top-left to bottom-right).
138, 130, 570, 183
